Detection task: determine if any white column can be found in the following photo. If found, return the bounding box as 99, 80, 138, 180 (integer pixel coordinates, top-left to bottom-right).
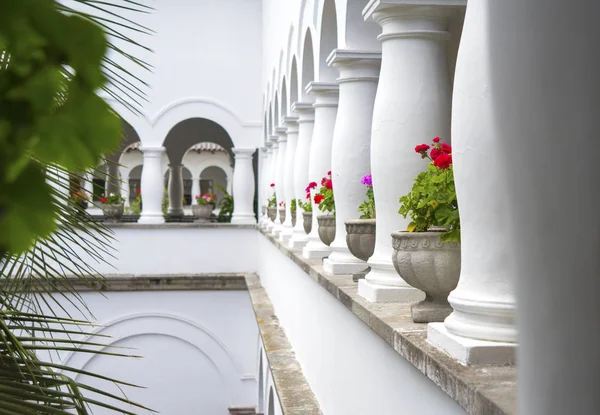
289, 102, 315, 249
302, 82, 339, 259
230, 148, 256, 224
427, 0, 516, 365
280, 116, 299, 242
271, 128, 287, 237
259, 147, 270, 227
119, 166, 131, 207
191, 176, 200, 205
84, 172, 94, 197
265, 137, 279, 232
323, 50, 381, 275
138, 146, 166, 224
261, 145, 274, 230
358, 3, 455, 303
106, 161, 120, 195
167, 164, 184, 217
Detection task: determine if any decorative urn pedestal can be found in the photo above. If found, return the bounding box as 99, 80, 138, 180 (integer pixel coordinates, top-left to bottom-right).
102, 204, 124, 222
278, 207, 286, 224
192, 204, 213, 222
267, 207, 277, 222
317, 215, 336, 246
345, 219, 376, 281
391, 231, 461, 323
303, 212, 312, 234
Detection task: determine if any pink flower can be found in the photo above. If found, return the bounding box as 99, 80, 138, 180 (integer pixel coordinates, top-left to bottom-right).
270, 183, 275, 187
433, 137, 440, 143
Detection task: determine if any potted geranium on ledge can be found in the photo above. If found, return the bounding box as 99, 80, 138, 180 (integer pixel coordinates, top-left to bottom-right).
99, 193, 125, 222
314, 171, 335, 246
267, 183, 277, 221
392, 137, 461, 323
345, 174, 376, 263
193, 192, 216, 221
278, 201, 286, 224
300, 184, 314, 234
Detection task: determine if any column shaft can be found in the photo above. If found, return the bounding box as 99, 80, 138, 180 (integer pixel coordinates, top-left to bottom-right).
167, 164, 184, 217
302, 82, 339, 259
323, 50, 381, 275
271, 129, 287, 236
191, 176, 200, 205
139, 146, 166, 224
231, 148, 256, 224
265, 139, 278, 232
280, 117, 299, 242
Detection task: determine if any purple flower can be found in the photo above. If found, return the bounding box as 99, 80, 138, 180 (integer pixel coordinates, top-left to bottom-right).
361, 174, 373, 186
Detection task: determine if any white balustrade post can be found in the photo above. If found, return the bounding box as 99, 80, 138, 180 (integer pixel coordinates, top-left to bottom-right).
138, 146, 166, 224
302, 82, 339, 259
271, 128, 287, 237
167, 164, 184, 217
427, 0, 517, 365
265, 137, 279, 232
230, 148, 256, 224
259, 146, 270, 227
119, 166, 131, 207
280, 116, 299, 242
261, 145, 274, 230
191, 176, 200, 205
358, 2, 456, 303
289, 102, 315, 249
84, 172, 94, 198
323, 49, 381, 275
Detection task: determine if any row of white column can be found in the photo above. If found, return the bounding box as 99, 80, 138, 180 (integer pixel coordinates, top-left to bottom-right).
259, 2, 516, 367
262, 0, 600, 412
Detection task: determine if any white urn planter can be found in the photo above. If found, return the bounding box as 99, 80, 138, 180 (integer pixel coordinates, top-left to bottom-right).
102, 204, 124, 222
391, 231, 460, 323
291, 210, 297, 228
278, 207, 286, 224
303, 212, 312, 234
317, 215, 336, 247
192, 204, 213, 222
267, 207, 277, 222
345, 219, 376, 262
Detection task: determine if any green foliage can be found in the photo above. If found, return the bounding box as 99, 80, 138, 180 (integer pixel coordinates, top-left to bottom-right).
125, 191, 142, 215
298, 197, 312, 213
398, 164, 460, 242
290, 198, 297, 214
162, 189, 169, 215
358, 185, 375, 219
216, 184, 233, 222
267, 190, 276, 207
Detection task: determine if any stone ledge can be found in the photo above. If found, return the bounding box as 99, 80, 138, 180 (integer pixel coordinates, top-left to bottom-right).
104, 222, 257, 229
29, 274, 248, 292
245, 274, 323, 415
260, 230, 516, 415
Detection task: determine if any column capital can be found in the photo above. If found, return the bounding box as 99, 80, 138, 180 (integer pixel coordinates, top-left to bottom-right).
326, 49, 382, 83
363, 0, 466, 22
168, 163, 183, 168
291, 101, 315, 114
306, 82, 339, 108
275, 126, 288, 143
232, 148, 256, 158
282, 116, 299, 134
139, 145, 165, 155
268, 134, 279, 144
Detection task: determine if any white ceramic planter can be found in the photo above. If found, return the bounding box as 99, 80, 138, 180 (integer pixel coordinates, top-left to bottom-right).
345, 219, 376, 262
317, 215, 336, 247
192, 204, 213, 221
391, 231, 460, 323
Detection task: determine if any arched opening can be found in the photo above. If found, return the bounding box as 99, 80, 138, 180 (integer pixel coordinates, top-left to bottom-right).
200, 166, 229, 204
128, 164, 143, 204
290, 57, 299, 106
318, 0, 338, 82
104, 120, 142, 196
267, 387, 275, 415
280, 77, 288, 118
301, 30, 315, 101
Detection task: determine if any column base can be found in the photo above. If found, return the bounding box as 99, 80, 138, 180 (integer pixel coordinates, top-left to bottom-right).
357, 279, 424, 303
279, 226, 294, 243
271, 224, 283, 237
167, 209, 184, 218
427, 323, 517, 366
138, 214, 165, 224
352, 267, 370, 282
231, 214, 256, 225
265, 221, 275, 231
323, 258, 368, 275
288, 234, 308, 249
302, 241, 331, 259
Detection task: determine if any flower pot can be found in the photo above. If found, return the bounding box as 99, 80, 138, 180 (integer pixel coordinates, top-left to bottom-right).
291, 211, 296, 227
278, 207, 286, 224
317, 215, 336, 246
102, 204, 124, 222
344, 219, 376, 262
192, 204, 213, 221
303, 212, 312, 234
261, 205, 267, 216
391, 231, 461, 323
267, 207, 277, 221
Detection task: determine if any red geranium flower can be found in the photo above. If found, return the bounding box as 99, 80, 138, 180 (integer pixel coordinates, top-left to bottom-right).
136, 188, 141, 194
430, 148, 442, 160
98, 197, 108, 203
441, 143, 452, 154
270, 183, 275, 187
321, 177, 327, 185
327, 170, 331, 176
433, 153, 452, 169
433, 137, 441, 143
314, 194, 324, 204
325, 179, 332, 190
415, 144, 430, 154
305, 181, 318, 192
306, 192, 311, 199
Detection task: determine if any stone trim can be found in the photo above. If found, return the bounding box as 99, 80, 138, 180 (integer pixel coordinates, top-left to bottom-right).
245, 274, 323, 415
260, 230, 516, 415
228, 407, 257, 415
103, 223, 257, 229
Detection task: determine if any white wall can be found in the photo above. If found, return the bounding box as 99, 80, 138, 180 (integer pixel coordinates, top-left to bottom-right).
40, 289, 258, 415
257, 233, 466, 415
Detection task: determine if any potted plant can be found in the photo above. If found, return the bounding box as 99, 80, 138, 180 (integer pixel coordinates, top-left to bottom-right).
99, 193, 125, 221
299, 187, 313, 234
72, 189, 90, 211
193, 192, 216, 221
278, 201, 286, 224
393, 137, 461, 323
290, 199, 297, 227
267, 183, 277, 221
314, 171, 335, 246
345, 174, 376, 262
